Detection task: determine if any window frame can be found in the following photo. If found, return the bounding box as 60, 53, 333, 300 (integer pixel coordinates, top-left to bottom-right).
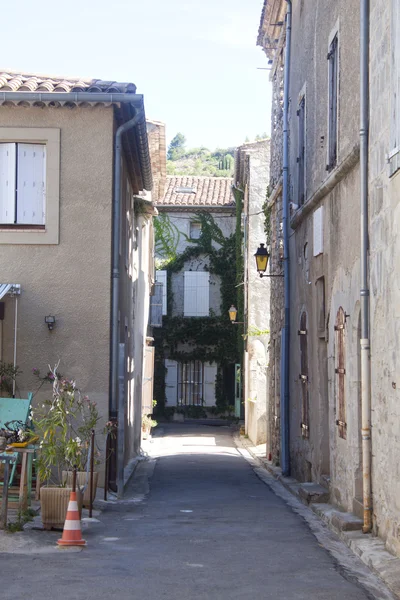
297, 93, 306, 206
0, 128, 60, 245
327, 34, 339, 172
178, 360, 204, 406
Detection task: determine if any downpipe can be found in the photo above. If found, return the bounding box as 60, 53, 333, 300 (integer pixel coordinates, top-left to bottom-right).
360, 0, 372, 533
281, 0, 292, 477
110, 110, 144, 499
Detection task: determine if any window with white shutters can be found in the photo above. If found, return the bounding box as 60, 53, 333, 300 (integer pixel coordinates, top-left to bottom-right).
156, 270, 167, 315
390, 0, 400, 176
183, 271, 210, 317
0, 142, 46, 226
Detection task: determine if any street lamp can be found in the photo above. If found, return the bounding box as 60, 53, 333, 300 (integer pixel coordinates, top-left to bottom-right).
228, 305, 244, 324
254, 243, 269, 277
254, 243, 284, 277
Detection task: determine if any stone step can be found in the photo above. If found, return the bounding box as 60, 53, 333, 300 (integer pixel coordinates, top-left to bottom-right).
352, 496, 364, 520
298, 482, 330, 505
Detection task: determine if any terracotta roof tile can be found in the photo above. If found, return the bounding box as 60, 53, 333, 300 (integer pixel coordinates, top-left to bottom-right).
0, 70, 137, 95
157, 176, 234, 207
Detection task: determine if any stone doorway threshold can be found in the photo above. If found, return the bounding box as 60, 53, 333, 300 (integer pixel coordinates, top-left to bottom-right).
234, 433, 400, 600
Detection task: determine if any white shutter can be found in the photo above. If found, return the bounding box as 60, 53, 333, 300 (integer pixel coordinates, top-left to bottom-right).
313, 207, 324, 256
0, 143, 16, 224
204, 363, 217, 406
17, 144, 46, 225
156, 270, 167, 315
184, 271, 209, 317
165, 359, 178, 406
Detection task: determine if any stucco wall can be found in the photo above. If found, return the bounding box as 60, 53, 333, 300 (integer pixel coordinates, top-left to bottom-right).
369, 0, 400, 556
0, 106, 114, 427
235, 140, 270, 447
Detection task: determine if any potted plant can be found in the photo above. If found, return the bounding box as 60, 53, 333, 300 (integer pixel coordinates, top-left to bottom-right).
142, 414, 157, 439
33, 363, 101, 528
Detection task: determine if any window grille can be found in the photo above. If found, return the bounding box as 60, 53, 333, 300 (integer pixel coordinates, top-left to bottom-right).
178, 361, 204, 406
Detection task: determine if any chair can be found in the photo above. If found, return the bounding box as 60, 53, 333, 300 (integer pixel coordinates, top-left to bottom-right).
0, 393, 33, 486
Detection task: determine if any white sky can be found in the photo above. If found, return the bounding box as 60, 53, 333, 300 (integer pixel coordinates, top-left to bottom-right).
1, 0, 272, 150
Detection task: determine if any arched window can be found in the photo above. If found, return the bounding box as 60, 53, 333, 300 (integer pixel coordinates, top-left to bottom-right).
335, 307, 347, 439
299, 312, 309, 439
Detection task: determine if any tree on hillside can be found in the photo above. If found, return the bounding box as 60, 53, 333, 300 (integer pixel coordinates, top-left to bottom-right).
167, 132, 186, 161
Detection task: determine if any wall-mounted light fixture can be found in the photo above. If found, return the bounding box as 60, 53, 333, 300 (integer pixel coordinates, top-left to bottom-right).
45, 315, 56, 331
255, 243, 284, 277
228, 305, 244, 325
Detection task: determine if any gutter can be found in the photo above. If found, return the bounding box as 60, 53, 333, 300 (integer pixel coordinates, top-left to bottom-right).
0, 91, 152, 192
281, 0, 292, 477
360, 0, 372, 534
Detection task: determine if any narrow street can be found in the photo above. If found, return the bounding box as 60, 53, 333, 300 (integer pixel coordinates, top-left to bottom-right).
0, 424, 394, 600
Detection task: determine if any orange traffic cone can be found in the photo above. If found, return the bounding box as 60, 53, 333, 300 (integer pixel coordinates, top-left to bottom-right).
57, 491, 86, 547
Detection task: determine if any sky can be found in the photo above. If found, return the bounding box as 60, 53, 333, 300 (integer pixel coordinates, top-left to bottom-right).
2, 0, 271, 151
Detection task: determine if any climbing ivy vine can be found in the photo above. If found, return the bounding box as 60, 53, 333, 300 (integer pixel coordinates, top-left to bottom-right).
153, 212, 240, 413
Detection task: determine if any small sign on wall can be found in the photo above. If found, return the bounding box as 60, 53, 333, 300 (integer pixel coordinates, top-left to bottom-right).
313, 207, 324, 256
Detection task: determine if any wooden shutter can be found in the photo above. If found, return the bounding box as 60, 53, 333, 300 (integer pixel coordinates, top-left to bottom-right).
297, 96, 306, 205
299, 312, 309, 439
17, 144, 46, 225
142, 346, 155, 415
0, 143, 16, 224
335, 307, 347, 439
390, 0, 400, 175
184, 271, 209, 317
156, 270, 167, 315
165, 359, 178, 406
204, 363, 217, 406
150, 282, 163, 327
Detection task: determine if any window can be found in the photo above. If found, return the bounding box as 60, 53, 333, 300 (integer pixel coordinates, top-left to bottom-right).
0, 127, 60, 245
190, 220, 202, 240
0, 143, 46, 226
335, 307, 347, 439
155, 270, 167, 315
327, 35, 338, 171
297, 95, 306, 205
183, 271, 209, 317
298, 312, 309, 439
178, 360, 204, 406
390, 0, 400, 176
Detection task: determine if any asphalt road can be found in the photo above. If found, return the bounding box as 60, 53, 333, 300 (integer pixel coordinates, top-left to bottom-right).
0, 424, 394, 599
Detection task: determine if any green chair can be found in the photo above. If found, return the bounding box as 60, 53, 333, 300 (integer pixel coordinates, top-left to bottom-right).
0, 394, 33, 487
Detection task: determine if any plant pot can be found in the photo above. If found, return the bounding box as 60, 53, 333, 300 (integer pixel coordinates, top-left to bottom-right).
62, 471, 99, 508
40, 486, 83, 530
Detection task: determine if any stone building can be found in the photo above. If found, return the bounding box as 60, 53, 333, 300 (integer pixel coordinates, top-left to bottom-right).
257, 1, 286, 463
234, 140, 270, 446
153, 176, 237, 411
258, 0, 400, 557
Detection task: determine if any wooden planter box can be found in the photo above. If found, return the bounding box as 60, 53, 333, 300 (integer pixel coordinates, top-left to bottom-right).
40, 486, 83, 530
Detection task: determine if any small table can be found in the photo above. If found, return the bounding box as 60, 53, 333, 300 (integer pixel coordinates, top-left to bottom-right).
0, 445, 37, 529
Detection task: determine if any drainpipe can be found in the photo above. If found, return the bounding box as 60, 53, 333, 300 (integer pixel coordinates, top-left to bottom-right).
112, 110, 144, 499
281, 0, 292, 477
360, 0, 372, 534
